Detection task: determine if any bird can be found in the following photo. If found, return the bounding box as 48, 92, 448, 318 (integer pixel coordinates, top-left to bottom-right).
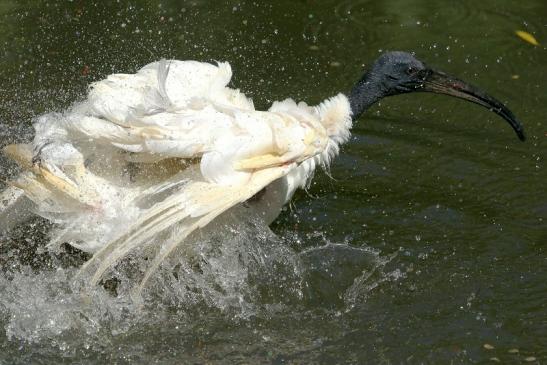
0, 51, 525, 292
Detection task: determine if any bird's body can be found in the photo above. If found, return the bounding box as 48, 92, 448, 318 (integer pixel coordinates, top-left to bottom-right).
0, 52, 524, 291
2, 60, 352, 287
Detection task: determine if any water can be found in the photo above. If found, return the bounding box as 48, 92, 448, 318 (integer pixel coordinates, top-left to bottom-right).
0, 0, 545, 363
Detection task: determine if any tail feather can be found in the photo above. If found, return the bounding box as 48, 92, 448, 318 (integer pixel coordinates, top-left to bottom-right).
136, 165, 291, 292
76, 165, 291, 291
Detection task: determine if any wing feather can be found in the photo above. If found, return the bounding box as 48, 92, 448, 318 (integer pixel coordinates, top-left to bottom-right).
1, 58, 350, 294
76, 165, 291, 290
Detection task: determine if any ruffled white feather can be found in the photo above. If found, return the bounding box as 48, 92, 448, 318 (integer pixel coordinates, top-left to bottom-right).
2, 59, 352, 290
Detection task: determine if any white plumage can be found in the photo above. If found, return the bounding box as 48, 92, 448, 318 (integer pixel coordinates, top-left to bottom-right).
1, 60, 352, 290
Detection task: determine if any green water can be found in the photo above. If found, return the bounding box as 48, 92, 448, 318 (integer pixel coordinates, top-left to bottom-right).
0, 1, 545, 363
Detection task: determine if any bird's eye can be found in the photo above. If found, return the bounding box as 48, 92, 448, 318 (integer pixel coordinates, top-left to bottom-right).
406, 67, 416, 75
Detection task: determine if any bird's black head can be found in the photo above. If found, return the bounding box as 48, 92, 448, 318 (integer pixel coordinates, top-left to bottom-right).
366, 51, 429, 95
349, 51, 525, 141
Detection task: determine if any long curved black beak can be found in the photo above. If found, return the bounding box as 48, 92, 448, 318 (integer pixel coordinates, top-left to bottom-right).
416, 69, 526, 141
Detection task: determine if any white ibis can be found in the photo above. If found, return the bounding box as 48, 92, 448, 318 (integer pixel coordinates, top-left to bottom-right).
0, 52, 525, 292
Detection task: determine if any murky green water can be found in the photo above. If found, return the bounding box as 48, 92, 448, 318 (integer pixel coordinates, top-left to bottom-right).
0, 1, 545, 363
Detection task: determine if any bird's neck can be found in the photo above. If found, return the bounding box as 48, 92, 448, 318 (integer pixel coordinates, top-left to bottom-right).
348, 71, 385, 120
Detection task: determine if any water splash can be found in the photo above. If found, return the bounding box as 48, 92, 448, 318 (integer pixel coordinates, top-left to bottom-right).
0, 207, 399, 350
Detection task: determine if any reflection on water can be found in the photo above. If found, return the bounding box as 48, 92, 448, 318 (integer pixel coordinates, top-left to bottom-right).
0, 0, 545, 363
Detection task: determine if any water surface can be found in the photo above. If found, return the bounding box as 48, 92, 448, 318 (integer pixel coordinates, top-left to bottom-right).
0, 1, 545, 363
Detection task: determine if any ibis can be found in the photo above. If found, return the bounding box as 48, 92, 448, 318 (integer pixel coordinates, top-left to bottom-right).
0, 51, 525, 291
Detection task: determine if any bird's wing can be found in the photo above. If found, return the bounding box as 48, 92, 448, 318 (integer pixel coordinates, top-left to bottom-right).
59, 58, 330, 185
27, 60, 245, 154
82, 59, 254, 123
31, 60, 257, 167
